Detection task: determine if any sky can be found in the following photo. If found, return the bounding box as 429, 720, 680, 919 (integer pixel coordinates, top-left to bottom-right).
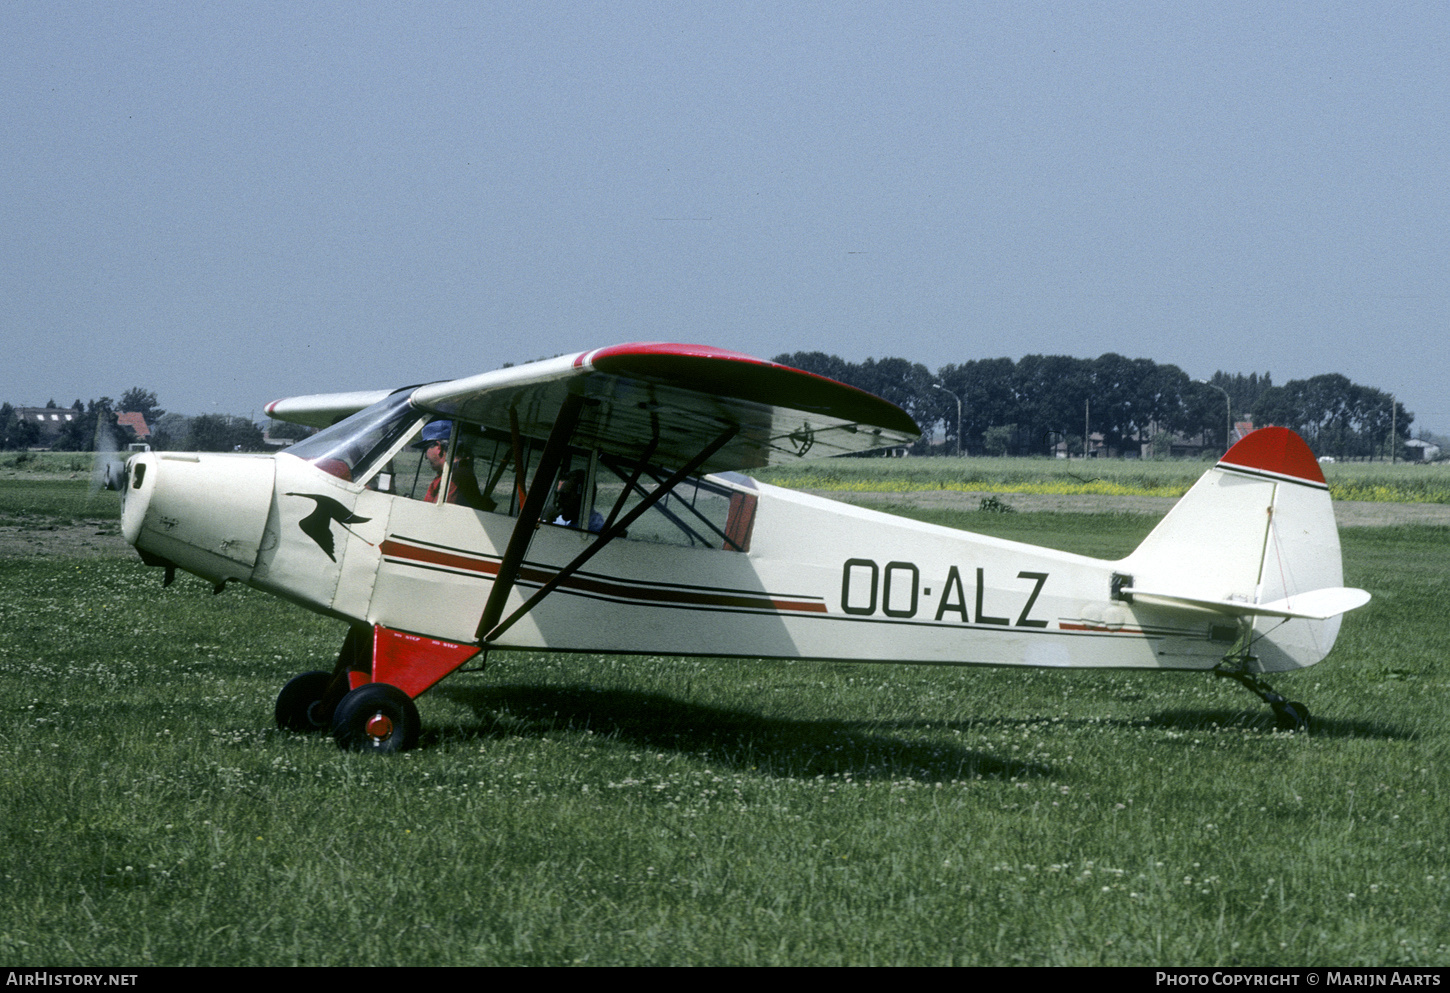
3, 2, 1447, 432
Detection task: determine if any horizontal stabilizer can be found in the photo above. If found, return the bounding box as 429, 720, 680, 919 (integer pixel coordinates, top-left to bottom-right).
1122, 585, 1371, 621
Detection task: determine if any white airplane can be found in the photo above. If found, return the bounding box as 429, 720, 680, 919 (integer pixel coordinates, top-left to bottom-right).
118, 343, 1370, 752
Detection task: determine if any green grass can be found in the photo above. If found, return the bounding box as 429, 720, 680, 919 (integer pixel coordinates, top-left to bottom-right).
756, 456, 1450, 504
0, 479, 121, 525
0, 451, 99, 475
1, 484, 1447, 965
857, 503, 1161, 558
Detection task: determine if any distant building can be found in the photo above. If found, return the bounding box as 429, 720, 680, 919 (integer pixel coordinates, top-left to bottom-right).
6, 407, 154, 450
1404, 439, 1441, 462
12, 407, 81, 448
115, 411, 151, 442
1051, 432, 1109, 458
262, 426, 297, 448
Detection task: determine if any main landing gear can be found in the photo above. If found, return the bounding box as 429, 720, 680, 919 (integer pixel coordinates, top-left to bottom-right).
274, 670, 336, 732
330, 682, 420, 754
275, 624, 477, 753
275, 669, 421, 753
274, 625, 423, 753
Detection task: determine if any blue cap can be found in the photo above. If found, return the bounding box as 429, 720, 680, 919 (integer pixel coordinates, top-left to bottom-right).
421, 420, 452, 443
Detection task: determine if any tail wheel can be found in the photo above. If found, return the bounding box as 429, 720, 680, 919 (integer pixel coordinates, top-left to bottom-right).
1274, 700, 1311, 733
275, 671, 334, 732
1215, 667, 1313, 734
332, 682, 420, 753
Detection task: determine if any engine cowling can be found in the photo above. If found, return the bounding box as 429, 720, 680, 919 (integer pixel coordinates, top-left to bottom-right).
121, 451, 277, 587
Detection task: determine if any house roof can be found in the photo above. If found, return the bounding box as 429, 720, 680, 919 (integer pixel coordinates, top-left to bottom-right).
115, 412, 151, 438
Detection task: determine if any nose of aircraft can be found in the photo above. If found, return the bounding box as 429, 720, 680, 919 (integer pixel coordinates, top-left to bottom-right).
122, 451, 277, 586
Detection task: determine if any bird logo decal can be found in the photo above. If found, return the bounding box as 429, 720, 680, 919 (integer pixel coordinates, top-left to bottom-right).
286, 493, 373, 561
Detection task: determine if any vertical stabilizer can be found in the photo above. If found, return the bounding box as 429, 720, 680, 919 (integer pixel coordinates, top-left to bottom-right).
1121, 428, 1349, 671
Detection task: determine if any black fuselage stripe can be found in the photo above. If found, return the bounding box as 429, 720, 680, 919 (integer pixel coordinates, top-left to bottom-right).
386, 533, 824, 602
1216, 464, 1329, 490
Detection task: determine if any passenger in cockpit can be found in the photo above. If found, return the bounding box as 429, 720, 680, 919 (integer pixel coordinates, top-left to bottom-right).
551, 469, 604, 532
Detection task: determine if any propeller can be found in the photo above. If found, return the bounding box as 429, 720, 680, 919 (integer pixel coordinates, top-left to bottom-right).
90, 412, 126, 494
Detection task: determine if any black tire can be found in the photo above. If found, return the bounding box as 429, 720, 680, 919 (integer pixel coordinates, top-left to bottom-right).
275, 670, 334, 732
332, 682, 421, 753
1275, 700, 1311, 733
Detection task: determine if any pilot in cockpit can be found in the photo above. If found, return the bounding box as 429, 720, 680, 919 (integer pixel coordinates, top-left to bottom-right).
421, 420, 492, 510
551, 468, 605, 533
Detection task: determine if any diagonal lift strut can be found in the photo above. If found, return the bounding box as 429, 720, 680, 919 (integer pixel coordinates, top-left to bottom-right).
475, 394, 586, 640
476, 421, 740, 644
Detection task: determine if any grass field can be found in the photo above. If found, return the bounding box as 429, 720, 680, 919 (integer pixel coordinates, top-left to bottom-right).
0, 479, 119, 526
0, 453, 119, 526
1, 473, 1447, 965
756, 456, 1450, 504
0, 452, 97, 474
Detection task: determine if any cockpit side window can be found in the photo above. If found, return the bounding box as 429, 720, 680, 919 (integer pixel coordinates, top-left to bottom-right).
594, 453, 754, 551
542, 451, 601, 532
327, 406, 758, 550
366, 420, 494, 510
464, 433, 756, 551
441, 429, 601, 528
444, 425, 521, 512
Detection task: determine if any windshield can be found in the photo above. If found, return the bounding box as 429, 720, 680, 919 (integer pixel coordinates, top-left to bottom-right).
284, 391, 423, 484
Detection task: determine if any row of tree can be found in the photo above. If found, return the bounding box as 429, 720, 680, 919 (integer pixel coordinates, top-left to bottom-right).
157, 413, 268, 452
3, 357, 1417, 460
774, 352, 1412, 459
1253, 374, 1411, 461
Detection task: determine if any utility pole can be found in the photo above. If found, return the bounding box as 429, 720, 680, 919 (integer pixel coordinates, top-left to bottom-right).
1084, 399, 1090, 459
933, 384, 963, 457
1390, 395, 1396, 464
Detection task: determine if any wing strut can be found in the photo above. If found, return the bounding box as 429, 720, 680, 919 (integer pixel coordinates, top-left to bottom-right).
479, 422, 740, 644
475, 394, 586, 641
602, 413, 659, 533
508, 407, 528, 510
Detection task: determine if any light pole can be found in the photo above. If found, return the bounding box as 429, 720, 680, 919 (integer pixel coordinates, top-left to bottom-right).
1389, 394, 1397, 463
1196, 380, 1232, 454
933, 383, 962, 457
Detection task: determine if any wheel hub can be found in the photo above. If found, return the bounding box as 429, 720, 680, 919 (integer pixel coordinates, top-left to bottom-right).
365, 712, 394, 741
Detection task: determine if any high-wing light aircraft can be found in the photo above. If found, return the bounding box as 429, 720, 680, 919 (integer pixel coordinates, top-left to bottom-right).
118, 343, 1369, 752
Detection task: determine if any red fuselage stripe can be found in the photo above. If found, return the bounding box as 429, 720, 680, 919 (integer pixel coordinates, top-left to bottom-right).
379, 538, 827, 614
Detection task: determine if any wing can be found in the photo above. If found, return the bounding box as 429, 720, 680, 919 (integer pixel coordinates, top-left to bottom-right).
410, 343, 920, 473
265, 389, 399, 429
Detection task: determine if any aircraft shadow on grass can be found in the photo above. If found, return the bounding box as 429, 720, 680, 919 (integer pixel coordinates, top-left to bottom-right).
429, 682, 1058, 783
1145, 707, 1411, 740
425, 685, 1412, 778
